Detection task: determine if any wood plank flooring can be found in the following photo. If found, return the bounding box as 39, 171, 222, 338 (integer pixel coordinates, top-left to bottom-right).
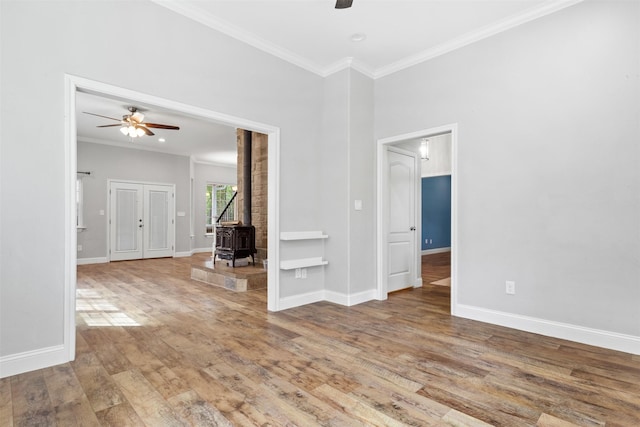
3, 253, 639, 426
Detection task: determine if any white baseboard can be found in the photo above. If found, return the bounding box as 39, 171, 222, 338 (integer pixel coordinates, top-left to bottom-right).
76, 257, 108, 265
278, 289, 377, 311
421, 247, 451, 255
325, 289, 377, 306
191, 248, 214, 254
455, 304, 640, 355
174, 251, 193, 258
0, 345, 69, 378
278, 290, 325, 311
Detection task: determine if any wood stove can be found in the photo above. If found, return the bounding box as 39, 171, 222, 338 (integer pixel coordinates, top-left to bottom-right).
213, 129, 257, 268
214, 225, 256, 267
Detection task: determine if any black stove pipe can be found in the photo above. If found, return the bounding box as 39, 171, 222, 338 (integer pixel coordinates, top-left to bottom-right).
243, 130, 252, 226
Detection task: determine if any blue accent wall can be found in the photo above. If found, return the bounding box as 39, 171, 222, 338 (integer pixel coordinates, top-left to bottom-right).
422, 175, 451, 250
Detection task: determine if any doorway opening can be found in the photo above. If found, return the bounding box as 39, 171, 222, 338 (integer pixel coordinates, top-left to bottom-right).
64, 75, 280, 361
376, 124, 458, 315
108, 181, 175, 261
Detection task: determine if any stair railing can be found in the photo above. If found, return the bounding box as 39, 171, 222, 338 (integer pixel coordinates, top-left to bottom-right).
216, 191, 238, 224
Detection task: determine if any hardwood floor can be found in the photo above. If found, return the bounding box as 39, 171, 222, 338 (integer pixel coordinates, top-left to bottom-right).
3, 253, 639, 426
421, 251, 451, 285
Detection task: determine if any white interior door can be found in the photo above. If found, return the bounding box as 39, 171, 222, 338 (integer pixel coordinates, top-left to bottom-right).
386, 147, 418, 293
143, 184, 174, 259
109, 181, 174, 261
110, 182, 143, 261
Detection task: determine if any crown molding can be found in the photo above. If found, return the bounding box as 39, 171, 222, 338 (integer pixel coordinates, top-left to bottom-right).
152, 0, 584, 80
321, 57, 375, 79
374, 0, 584, 78
192, 159, 238, 168
151, 0, 325, 76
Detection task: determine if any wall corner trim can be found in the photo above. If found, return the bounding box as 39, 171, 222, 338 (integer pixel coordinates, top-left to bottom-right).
456, 304, 640, 355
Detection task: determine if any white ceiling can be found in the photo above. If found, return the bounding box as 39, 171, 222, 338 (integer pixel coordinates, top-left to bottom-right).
77, 91, 238, 165
77, 0, 581, 163
154, 0, 581, 78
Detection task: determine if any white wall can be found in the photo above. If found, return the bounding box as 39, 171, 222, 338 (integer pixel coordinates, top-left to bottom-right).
192, 162, 237, 251
348, 70, 375, 297
0, 0, 325, 365
375, 1, 640, 347
321, 70, 349, 297
320, 69, 376, 303
77, 142, 191, 259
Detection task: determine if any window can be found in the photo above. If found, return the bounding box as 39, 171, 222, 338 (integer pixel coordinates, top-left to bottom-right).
206, 184, 236, 234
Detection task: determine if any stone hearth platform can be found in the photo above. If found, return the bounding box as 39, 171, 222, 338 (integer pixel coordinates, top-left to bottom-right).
191, 258, 267, 292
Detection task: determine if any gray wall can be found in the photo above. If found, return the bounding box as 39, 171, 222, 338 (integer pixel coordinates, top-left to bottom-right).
1, 0, 324, 357
347, 70, 375, 296
375, 0, 640, 336
193, 162, 237, 251
77, 142, 191, 259
320, 69, 375, 299
321, 70, 349, 295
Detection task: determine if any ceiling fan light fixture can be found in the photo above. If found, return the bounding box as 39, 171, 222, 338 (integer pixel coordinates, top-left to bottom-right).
86, 107, 179, 139
131, 111, 144, 123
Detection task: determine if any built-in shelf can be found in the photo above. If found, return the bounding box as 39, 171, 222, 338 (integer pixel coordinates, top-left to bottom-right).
280, 257, 329, 270
280, 231, 329, 271
280, 231, 328, 241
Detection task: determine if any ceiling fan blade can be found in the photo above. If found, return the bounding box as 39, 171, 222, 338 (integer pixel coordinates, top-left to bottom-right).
335, 0, 353, 9
83, 112, 122, 121
143, 123, 180, 130
96, 124, 123, 128
138, 125, 155, 136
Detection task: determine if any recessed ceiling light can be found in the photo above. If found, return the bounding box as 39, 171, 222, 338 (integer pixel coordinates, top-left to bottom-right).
350, 33, 366, 42
158, 138, 166, 143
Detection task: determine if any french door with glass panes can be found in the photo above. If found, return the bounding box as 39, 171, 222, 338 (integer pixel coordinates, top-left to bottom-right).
109, 181, 175, 261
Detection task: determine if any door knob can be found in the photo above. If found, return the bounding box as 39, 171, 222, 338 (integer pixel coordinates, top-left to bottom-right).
410, 226, 416, 231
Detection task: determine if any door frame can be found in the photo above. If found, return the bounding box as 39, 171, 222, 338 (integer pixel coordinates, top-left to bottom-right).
376, 123, 458, 315
64, 74, 281, 362
107, 180, 176, 261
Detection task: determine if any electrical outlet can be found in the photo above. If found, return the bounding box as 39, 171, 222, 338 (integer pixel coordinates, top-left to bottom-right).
425, 239, 429, 244
301, 268, 307, 279
77, 245, 83, 252
506, 280, 516, 295
429, 239, 433, 244
295, 268, 301, 279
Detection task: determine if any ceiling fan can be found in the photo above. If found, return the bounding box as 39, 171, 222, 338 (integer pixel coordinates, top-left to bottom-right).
84, 107, 180, 138
335, 0, 353, 9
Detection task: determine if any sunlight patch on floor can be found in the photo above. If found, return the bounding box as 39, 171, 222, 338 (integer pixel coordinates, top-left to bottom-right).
76, 288, 142, 327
